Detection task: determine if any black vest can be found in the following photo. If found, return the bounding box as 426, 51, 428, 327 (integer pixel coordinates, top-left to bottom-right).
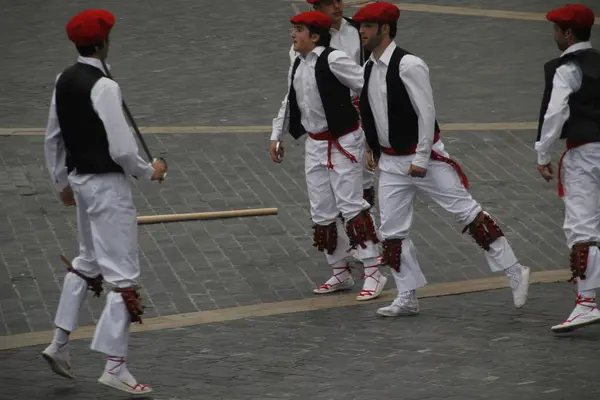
343, 17, 371, 66
55, 62, 124, 175
360, 47, 440, 158
536, 48, 600, 143
288, 47, 359, 139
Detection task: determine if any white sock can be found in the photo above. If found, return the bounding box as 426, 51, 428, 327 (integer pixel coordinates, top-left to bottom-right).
362, 264, 382, 292
324, 261, 351, 285
52, 328, 69, 348
578, 290, 596, 300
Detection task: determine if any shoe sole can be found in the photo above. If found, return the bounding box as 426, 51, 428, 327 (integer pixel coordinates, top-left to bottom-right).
42, 353, 75, 380
313, 279, 355, 294
376, 310, 419, 317
98, 376, 153, 396
551, 316, 600, 333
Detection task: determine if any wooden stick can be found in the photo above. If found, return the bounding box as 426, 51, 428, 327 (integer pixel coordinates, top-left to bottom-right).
136, 208, 278, 225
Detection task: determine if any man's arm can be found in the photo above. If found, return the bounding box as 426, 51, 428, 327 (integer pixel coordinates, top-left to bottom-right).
91, 79, 155, 180
400, 55, 436, 169
534, 62, 582, 165
44, 74, 70, 192
328, 50, 364, 95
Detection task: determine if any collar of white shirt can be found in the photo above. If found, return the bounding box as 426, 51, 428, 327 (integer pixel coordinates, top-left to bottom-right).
301, 45, 327, 61
77, 55, 110, 73
561, 41, 592, 57
369, 41, 397, 66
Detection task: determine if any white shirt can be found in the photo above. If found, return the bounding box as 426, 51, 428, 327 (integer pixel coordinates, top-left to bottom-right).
44, 56, 155, 191
288, 18, 362, 66
271, 46, 363, 141
366, 41, 437, 169
535, 41, 592, 165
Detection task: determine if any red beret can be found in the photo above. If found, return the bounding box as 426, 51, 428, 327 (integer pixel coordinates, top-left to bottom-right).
306, 0, 320, 4
290, 11, 332, 30
66, 9, 115, 46
547, 4, 595, 29
353, 2, 400, 23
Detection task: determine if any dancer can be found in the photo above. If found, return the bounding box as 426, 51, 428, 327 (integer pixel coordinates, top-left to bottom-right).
270, 11, 387, 300
534, 4, 600, 333
353, 2, 530, 316
42, 9, 166, 394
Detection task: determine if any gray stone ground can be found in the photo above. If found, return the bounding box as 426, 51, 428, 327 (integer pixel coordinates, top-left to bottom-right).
2, 0, 600, 398
2, 283, 600, 400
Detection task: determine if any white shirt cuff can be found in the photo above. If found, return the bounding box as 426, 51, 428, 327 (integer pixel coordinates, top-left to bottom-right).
537, 152, 551, 166
411, 154, 430, 169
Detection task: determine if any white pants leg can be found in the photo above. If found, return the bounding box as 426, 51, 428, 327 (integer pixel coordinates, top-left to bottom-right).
415, 156, 518, 272
305, 138, 352, 266
331, 129, 379, 262
306, 129, 379, 264
562, 144, 600, 292
54, 177, 101, 333
378, 169, 427, 292
69, 173, 140, 357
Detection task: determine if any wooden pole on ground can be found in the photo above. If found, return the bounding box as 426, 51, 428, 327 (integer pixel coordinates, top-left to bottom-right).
136, 208, 278, 225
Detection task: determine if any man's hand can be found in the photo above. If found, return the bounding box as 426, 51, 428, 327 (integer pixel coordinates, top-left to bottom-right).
151, 158, 167, 181
537, 163, 554, 182
60, 186, 76, 207
407, 164, 427, 178
270, 140, 284, 163
365, 147, 378, 171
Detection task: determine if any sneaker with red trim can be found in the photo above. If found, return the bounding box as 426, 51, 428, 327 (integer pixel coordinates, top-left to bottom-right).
551, 295, 600, 333
98, 356, 153, 395
356, 265, 387, 301
98, 371, 153, 395
313, 265, 355, 294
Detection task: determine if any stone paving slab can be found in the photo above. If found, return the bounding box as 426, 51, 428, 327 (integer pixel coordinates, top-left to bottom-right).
2, 0, 598, 129
1, 282, 600, 399
0, 128, 569, 336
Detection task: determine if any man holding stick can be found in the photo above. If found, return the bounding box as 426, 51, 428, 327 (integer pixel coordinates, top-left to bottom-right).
42, 9, 165, 395
270, 11, 387, 301
353, 2, 530, 317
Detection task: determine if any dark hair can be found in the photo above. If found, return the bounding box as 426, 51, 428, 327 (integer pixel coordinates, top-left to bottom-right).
379, 21, 397, 39
309, 26, 332, 47
75, 37, 108, 57
559, 24, 592, 41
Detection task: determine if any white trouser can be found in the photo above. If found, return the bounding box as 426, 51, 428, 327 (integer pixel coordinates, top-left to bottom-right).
53, 172, 139, 357
305, 128, 379, 265
562, 142, 600, 292
378, 140, 519, 293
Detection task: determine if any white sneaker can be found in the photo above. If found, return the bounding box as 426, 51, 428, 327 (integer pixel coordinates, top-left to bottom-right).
42, 343, 75, 380
98, 371, 153, 395
377, 291, 419, 317
508, 265, 530, 308
551, 295, 600, 333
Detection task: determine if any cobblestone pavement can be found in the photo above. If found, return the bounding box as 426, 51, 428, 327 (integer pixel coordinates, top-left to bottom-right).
0, 128, 569, 336
0, 0, 589, 335
2, 0, 600, 397
2, 283, 600, 399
